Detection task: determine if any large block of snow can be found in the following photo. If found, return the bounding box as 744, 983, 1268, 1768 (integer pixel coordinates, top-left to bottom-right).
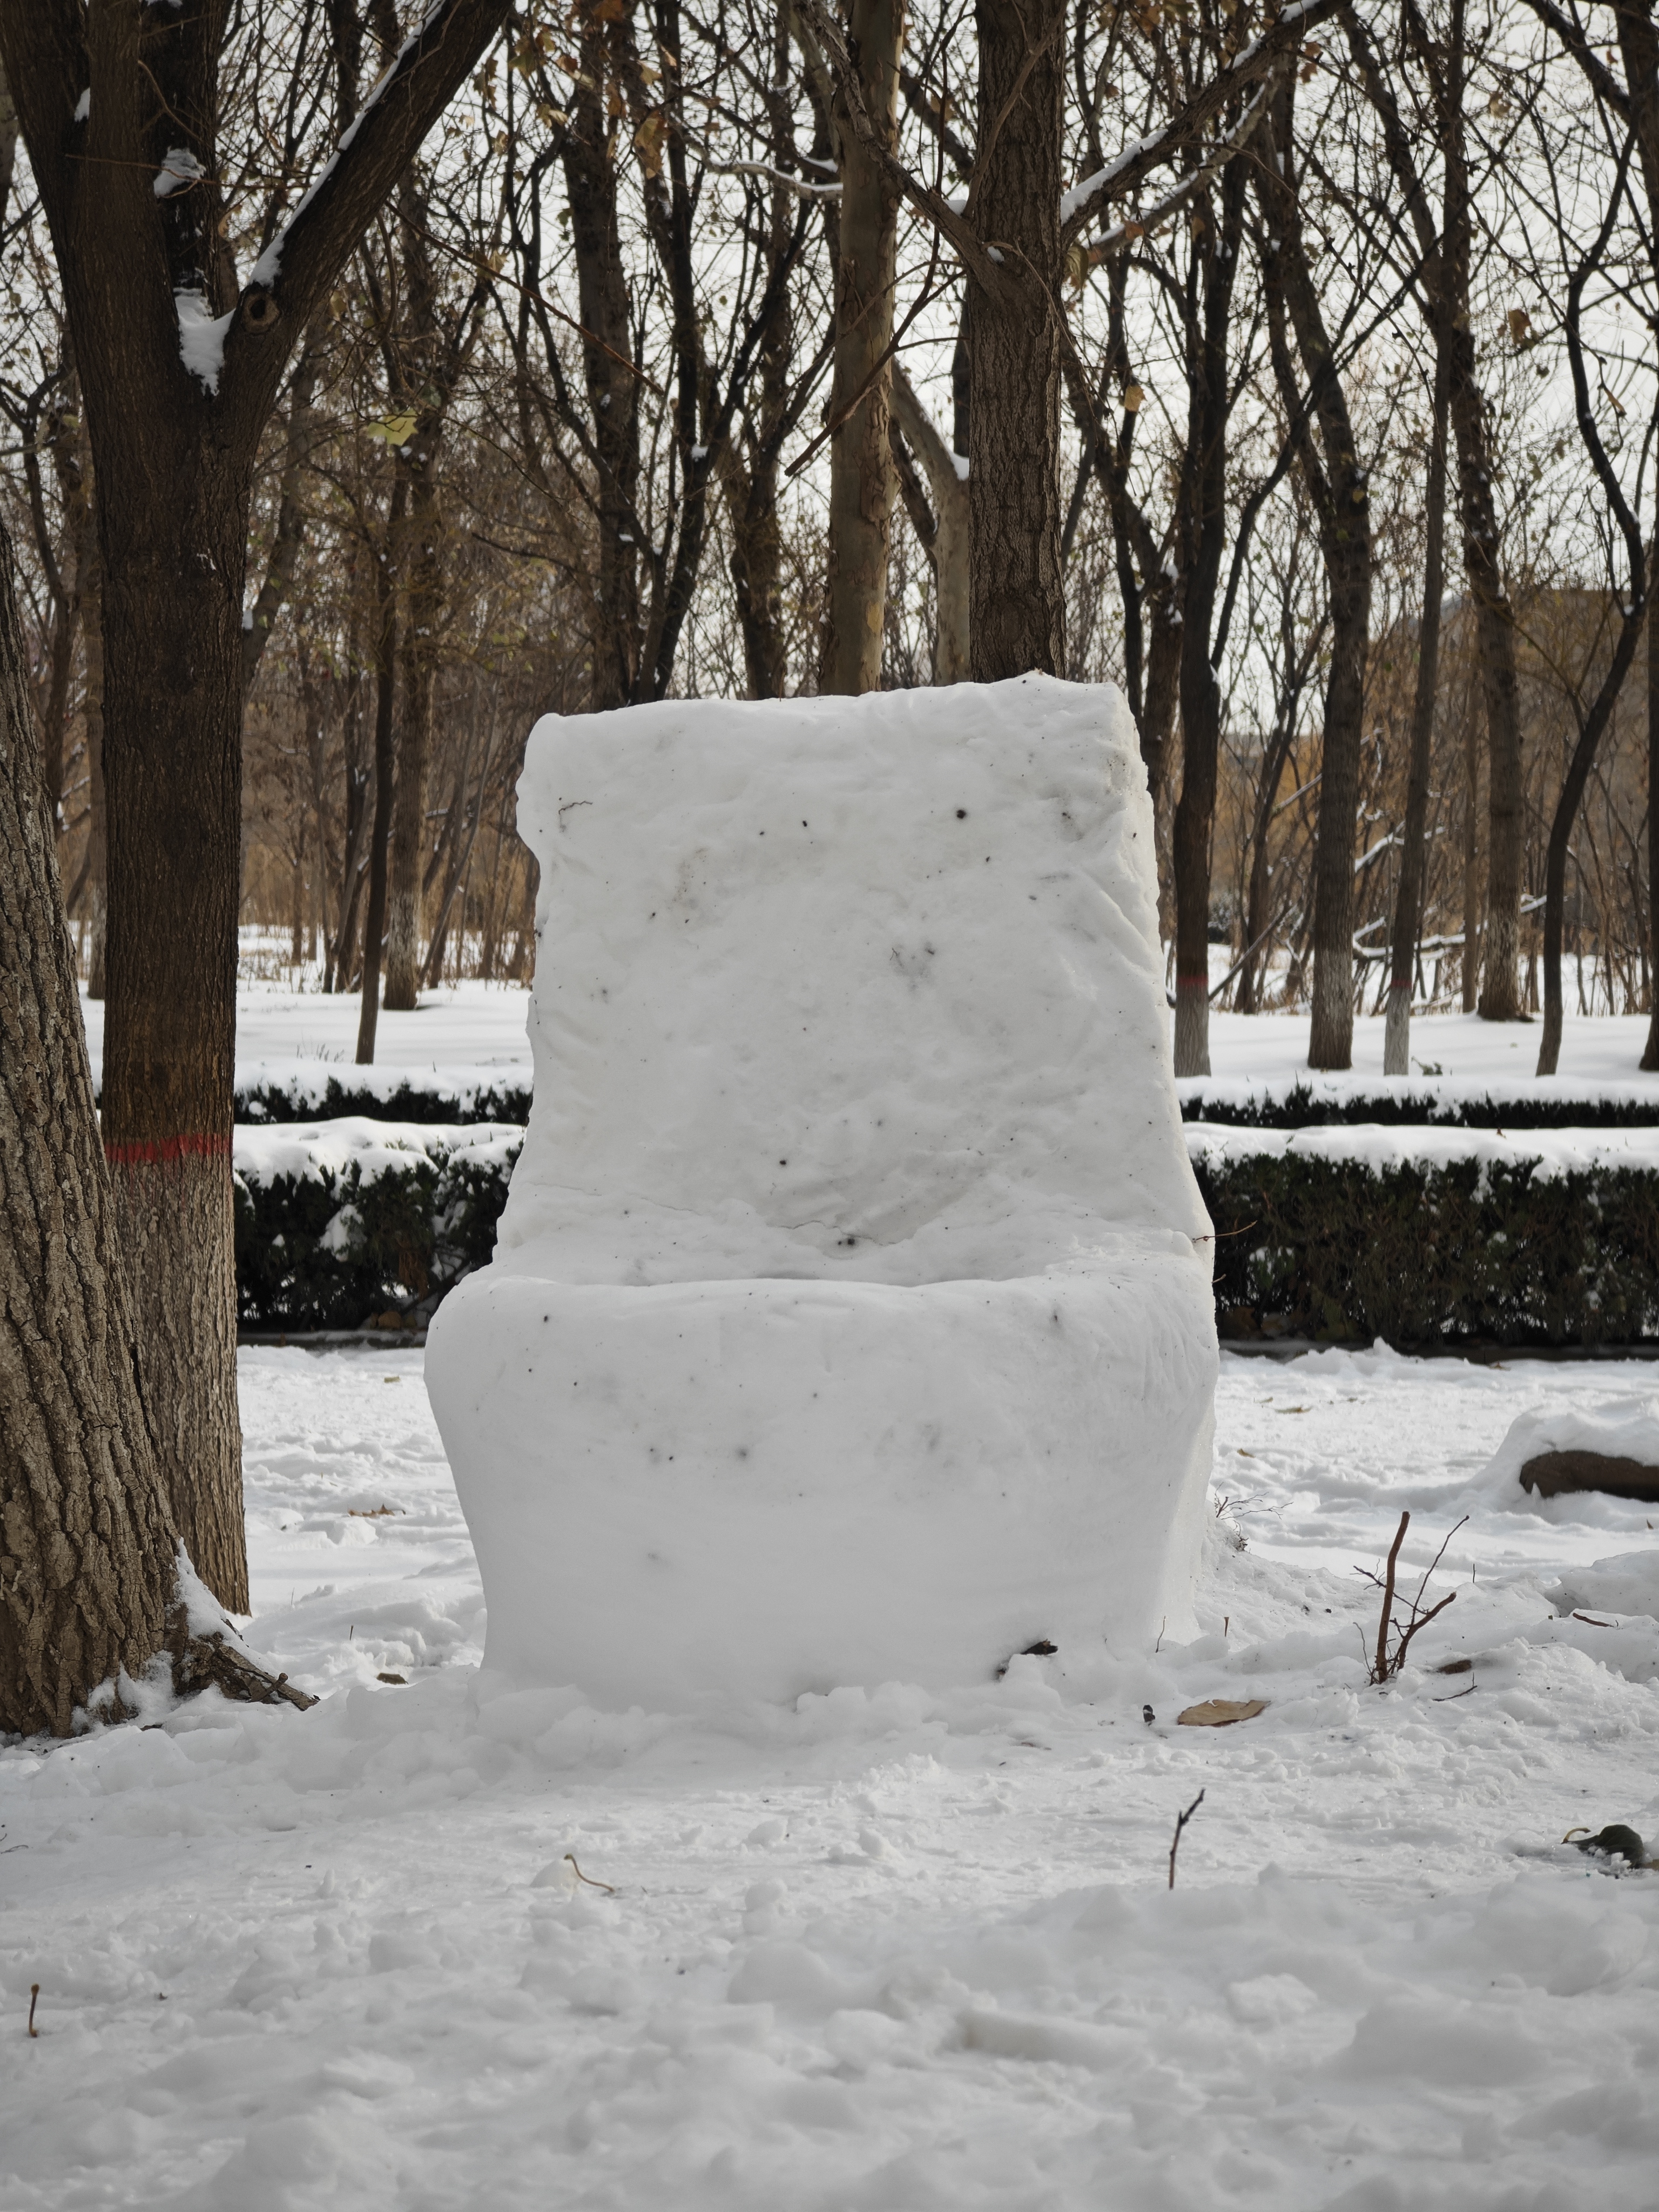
427, 676, 1217, 1706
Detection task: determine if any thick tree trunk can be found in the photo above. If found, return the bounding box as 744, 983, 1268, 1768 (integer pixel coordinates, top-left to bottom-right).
1256, 81, 1372, 1071
356, 490, 404, 1064
1343, 0, 1521, 1020
823, 0, 902, 694
1237, 707, 1299, 1016
1538, 619, 1644, 1073
724, 460, 790, 697
564, 21, 641, 711
95, 424, 247, 1611
241, 339, 319, 697
1645, 548, 1659, 1070
1384, 354, 1449, 1076
1461, 683, 1481, 1010
1538, 226, 1648, 1074
720, 15, 795, 700
1, 514, 181, 1738
384, 463, 439, 1009
1435, 15, 1522, 1021
1170, 163, 1246, 1077
85, 736, 107, 998
890, 363, 970, 684
327, 606, 369, 994
1305, 619, 1368, 1043
35, 597, 73, 837
69, 414, 108, 1000
0, 0, 509, 1622
1172, 664, 1220, 1077
1462, 461, 1525, 1022
968, 0, 1065, 681
1615, 2, 1659, 1069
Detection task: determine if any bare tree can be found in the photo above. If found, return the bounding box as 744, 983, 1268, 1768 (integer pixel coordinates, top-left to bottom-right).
0, 0, 511, 1607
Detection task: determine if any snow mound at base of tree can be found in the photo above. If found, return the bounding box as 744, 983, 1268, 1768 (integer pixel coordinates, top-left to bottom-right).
1474, 1399, 1659, 1513
428, 676, 1216, 1708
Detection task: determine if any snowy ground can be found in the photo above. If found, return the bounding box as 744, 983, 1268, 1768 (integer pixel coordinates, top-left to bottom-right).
5, 1348, 1658, 2210
80, 978, 536, 1095
77, 977, 1659, 1103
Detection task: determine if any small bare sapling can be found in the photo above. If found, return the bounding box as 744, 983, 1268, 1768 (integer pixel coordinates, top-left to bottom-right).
1168, 1789, 1205, 1889
28, 1984, 39, 2037
1358, 1511, 1466, 1683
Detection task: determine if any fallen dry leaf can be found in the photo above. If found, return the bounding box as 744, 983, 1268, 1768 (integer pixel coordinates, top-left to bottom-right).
1177, 1698, 1267, 1728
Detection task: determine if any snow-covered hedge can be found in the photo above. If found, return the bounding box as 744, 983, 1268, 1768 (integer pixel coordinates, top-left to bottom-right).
1190, 1123, 1659, 1347
233, 1120, 523, 1331
1178, 1075, 1659, 1131
231, 1111, 1659, 1346
235, 1066, 532, 1128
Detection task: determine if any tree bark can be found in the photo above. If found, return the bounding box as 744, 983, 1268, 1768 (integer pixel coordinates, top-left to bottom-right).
1344, 0, 1524, 1020
0, 0, 510, 1615
1, 511, 179, 1739
1461, 670, 1481, 1010
1537, 170, 1648, 1075
563, 12, 642, 711
1614, 0, 1659, 1069
66, 406, 106, 999
240, 338, 319, 696
384, 460, 440, 1009
968, 0, 1065, 680
1093, 267, 1183, 808
1537, 615, 1646, 1073
357, 485, 404, 1064
1255, 80, 1372, 1071
33, 400, 78, 835
97, 430, 249, 1610
890, 362, 970, 683
1384, 350, 1449, 1076
1170, 159, 1247, 1077
822, 0, 903, 694
714, 9, 797, 698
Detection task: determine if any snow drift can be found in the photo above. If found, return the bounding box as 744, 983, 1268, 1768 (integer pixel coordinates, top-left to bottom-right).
426, 676, 1217, 1705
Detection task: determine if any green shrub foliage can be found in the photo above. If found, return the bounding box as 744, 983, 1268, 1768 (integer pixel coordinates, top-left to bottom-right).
234, 1142, 520, 1331
1197, 1150, 1659, 1347
237, 1076, 533, 1127
232, 1120, 1659, 1346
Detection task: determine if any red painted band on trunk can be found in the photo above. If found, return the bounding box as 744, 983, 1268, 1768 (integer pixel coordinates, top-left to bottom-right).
1175, 973, 1210, 990
104, 1133, 231, 1167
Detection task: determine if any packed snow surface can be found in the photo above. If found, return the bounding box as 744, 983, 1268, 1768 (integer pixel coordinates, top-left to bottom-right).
493, 676, 1203, 1282
428, 678, 1217, 1702
80, 977, 534, 1112
4, 1346, 1659, 2209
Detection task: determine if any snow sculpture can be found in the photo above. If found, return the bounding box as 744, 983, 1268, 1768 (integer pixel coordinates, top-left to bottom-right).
426, 675, 1217, 1707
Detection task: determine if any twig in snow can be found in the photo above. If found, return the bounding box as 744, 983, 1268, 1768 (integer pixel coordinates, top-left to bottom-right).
28, 1985, 39, 2037
1372, 1512, 1408, 1682
1168, 1790, 1205, 1890
1365, 1512, 1466, 1682
564, 1853, 616, 1895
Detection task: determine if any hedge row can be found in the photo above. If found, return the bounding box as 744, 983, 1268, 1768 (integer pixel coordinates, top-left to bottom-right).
234, 1125, 521, 1331
1193, 1144, 1659, 1347
244, 1073, 1659, 1135
1178, 1078, 1659, 1131
232, 1115, 1659, 1348
237, 1074, 534, 1127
